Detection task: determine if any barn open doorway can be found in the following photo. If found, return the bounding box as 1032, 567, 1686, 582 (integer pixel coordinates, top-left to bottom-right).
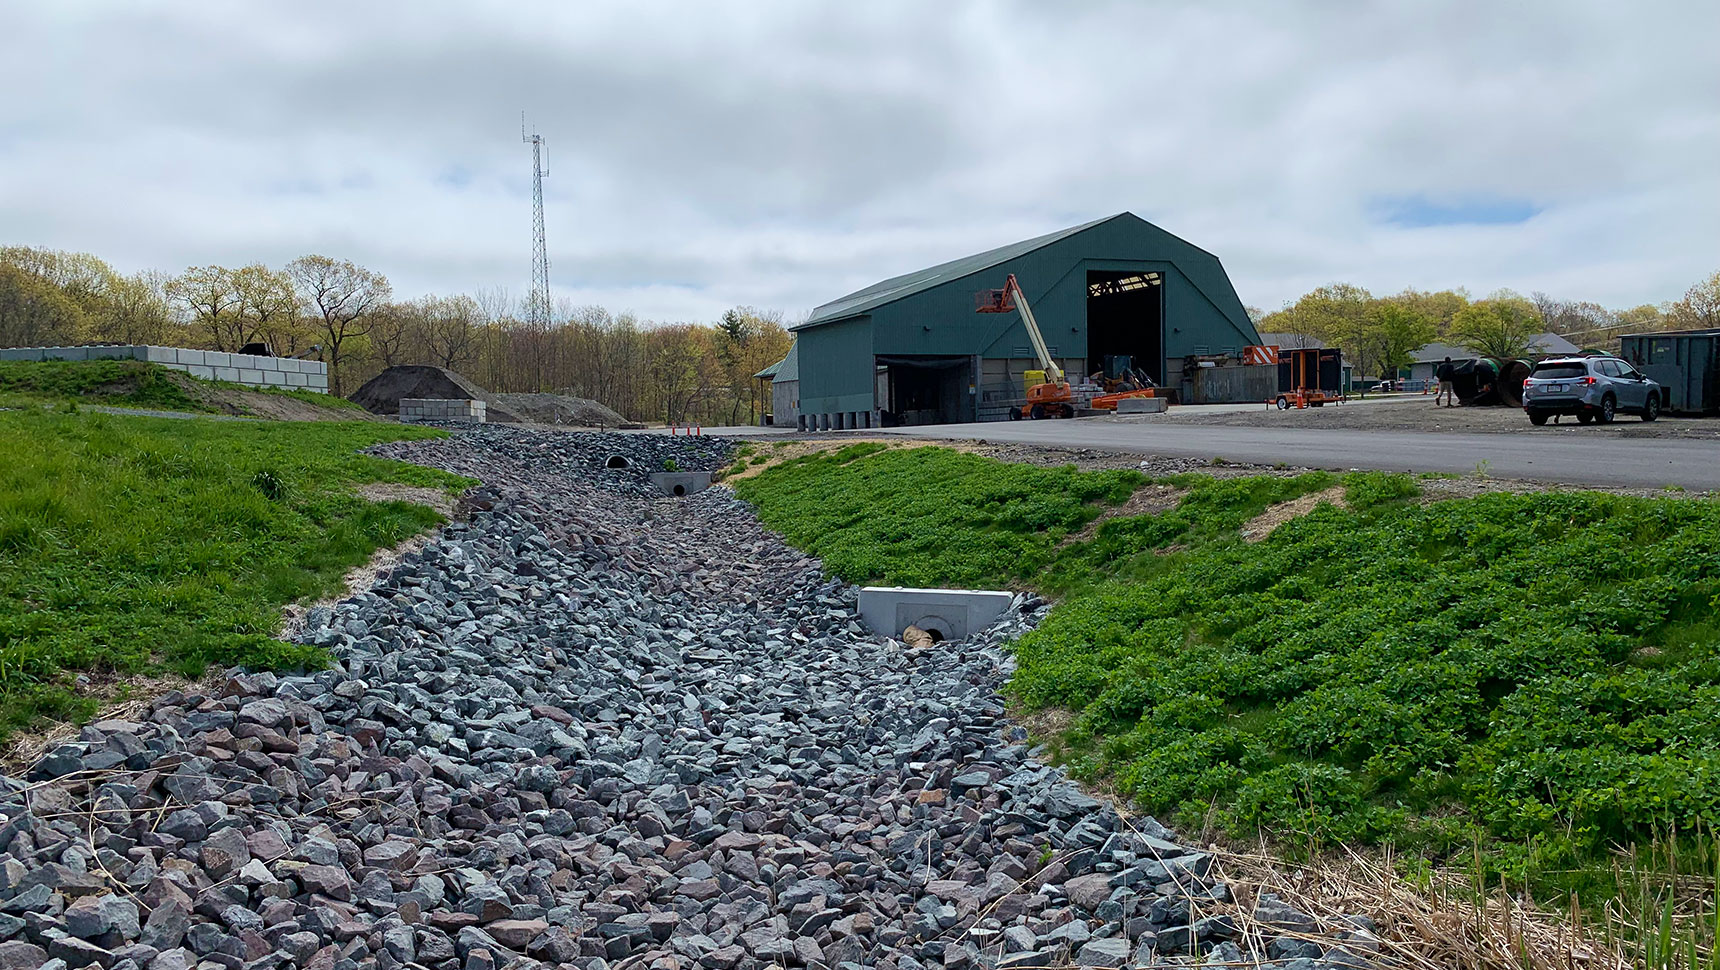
1086, 270, 1164, 385
877, 355, 970, 426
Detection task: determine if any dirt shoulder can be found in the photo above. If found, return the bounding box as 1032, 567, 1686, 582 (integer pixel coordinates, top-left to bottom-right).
189, 382, 385, 421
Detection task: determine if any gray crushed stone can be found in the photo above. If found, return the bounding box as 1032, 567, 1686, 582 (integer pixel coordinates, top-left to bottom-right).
1, 426, 1379, 970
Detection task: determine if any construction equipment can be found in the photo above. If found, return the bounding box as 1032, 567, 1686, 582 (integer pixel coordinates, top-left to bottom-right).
979, 274, 1170, 419
1090, 382, 1168, 411
1272, 347, 1346, 409
978, 275, 1075, 419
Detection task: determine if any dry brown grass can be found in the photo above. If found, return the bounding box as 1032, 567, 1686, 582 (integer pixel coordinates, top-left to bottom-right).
717, 437, 1019, 483
2, 671, 215, 774
1057, 483, 1187, 550
1199, 840, 1632, 970
355, 482, 457, 516
1240, 485, 1349, 542
718, 438, 903, 481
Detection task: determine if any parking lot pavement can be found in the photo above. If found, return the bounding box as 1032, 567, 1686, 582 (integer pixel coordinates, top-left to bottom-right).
873, 419, 1720, 490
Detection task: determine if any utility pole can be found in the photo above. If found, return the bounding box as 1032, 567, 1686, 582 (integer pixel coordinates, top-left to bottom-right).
522, 112, 550, 336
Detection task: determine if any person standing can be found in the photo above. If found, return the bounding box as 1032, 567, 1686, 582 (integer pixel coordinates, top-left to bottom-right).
1434, 357, 1456, 407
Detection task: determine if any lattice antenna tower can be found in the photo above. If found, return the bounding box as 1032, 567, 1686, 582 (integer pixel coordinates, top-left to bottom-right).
522, 112, 550, 331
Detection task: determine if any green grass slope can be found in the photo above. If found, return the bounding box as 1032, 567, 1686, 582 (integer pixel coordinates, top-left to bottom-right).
736, 444, 1720, 896
0, 359, 209, 411
0, 409, 471, 736
0, 359, 371, 416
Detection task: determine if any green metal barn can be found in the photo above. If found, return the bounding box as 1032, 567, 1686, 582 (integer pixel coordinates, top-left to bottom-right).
787, 212, 1260, 429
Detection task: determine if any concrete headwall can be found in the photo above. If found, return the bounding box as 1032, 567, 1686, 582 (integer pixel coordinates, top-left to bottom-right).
0, 345, 330, 393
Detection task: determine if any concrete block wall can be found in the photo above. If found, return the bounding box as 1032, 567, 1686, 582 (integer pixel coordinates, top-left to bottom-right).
399, 398, 487, 423
0, 345, 330, 393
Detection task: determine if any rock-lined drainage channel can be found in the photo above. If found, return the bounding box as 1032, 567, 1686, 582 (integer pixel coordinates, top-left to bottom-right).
2, 427, 1381, 970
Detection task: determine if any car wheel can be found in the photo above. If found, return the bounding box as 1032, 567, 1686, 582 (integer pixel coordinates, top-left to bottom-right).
1276, 396, 1290, 410
1528, 411, 1549, 426
1577, 411, 1594, 425
1642, 394, 1659, 422
1598, 395, 1615, 423
1029, 404, 1045, 420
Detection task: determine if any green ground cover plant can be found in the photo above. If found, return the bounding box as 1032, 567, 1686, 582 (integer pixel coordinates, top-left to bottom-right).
0, 409, 471, 737
737, 444, 1720, 898
734, 443, 1141, 587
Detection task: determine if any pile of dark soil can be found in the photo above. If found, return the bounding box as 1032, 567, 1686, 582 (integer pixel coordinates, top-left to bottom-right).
349, 366, 627, 427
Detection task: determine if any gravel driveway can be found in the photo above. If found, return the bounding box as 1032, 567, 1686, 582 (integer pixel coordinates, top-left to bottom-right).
3, 426, 1375, 970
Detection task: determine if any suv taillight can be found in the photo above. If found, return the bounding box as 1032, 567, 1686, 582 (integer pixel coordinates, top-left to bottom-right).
1580, 376, 1597, 385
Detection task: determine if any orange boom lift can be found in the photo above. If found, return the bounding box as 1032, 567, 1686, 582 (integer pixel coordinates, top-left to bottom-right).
978, 274, 1168, 418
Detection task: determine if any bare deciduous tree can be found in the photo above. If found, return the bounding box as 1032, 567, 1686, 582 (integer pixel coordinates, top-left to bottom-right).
286, 255, 391, 395
233, 264, 305, 354
423, 295, 480, 370
167, 265, 247, 351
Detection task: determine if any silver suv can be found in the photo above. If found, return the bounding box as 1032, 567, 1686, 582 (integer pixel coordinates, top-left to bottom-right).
1522, 356, 1663, 425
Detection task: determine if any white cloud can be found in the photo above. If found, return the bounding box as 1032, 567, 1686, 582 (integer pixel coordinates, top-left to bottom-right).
1, 0, 1714, 322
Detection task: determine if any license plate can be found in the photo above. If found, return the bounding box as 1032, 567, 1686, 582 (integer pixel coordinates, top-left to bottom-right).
1551, 384, 1566, 392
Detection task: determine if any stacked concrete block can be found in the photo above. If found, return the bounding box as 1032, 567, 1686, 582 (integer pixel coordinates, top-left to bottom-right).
398, 398, 487, 423
0, 345, 330, 393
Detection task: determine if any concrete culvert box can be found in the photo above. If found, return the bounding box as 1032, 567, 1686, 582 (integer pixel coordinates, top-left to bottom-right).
858, 587, 1014, 641
649, 471, 712, 497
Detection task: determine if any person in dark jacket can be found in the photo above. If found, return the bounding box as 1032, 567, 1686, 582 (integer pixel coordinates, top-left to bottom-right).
1434, 357, 1456, 407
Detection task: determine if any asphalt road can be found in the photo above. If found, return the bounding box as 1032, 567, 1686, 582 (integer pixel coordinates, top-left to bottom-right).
874, 419, 1720, 490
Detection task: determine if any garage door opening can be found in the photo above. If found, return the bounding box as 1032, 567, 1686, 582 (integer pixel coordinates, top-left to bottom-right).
1086, 270, 1164, 385
877, 355, 970, 426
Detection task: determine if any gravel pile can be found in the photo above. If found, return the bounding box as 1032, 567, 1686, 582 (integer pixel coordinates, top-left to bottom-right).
485, 395, 627, 430
3, 428, 1378, 970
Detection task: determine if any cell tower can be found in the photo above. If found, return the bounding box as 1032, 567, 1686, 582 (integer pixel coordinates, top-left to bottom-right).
522, 112, 550, 330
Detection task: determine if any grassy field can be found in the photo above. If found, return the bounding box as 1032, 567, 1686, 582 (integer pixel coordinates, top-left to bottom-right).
737, 444, 1720, 902
0, 409, 470, 737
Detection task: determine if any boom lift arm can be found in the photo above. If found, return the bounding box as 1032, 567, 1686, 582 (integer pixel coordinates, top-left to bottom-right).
978, 274, 1077, 419
999, 275, 1063, 386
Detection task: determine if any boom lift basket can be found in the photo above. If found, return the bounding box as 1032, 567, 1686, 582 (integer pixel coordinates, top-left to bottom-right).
975, 288, 1014, 313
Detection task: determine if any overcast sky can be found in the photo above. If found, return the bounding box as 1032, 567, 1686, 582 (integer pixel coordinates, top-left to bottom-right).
3, 1, 1715, 323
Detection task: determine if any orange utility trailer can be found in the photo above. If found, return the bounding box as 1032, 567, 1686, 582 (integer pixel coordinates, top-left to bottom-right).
1271, 347, 1345, 409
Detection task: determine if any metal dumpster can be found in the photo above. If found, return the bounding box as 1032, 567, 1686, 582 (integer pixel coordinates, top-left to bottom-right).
1620, 329, 1720, 415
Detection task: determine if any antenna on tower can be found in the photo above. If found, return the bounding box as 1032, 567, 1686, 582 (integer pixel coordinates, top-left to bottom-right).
521, 111, 550, 333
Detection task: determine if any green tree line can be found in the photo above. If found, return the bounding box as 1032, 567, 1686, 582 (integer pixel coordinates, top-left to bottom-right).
1252, 269, 1719, 379
0, 246, 791, 425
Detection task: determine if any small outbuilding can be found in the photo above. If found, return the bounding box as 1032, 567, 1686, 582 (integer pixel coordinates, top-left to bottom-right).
787, 212, 1260, 429
755, 342, 799, 427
